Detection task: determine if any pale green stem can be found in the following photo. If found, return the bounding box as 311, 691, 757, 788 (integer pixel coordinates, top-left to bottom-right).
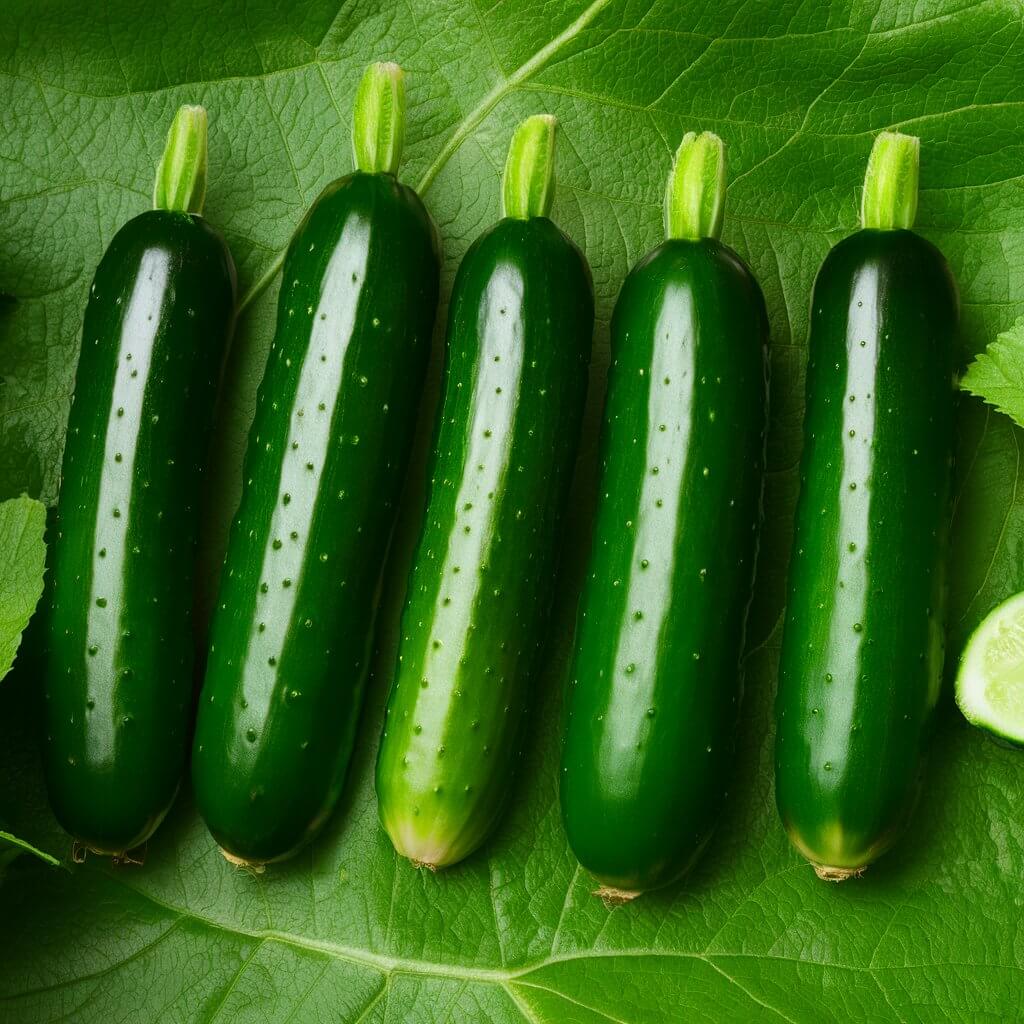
352, 62, 406, 176
860, 131, 919, 230
501, 114, 557, 220
664, 131, 726, 241
153, 105, 208, 214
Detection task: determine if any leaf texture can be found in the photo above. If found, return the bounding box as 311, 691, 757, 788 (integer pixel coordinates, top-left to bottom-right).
1, 1, 1024, 1020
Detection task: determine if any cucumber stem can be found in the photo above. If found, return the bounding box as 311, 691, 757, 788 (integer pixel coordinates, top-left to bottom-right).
352, 62, 406, 176
501, 114, 557, 220
594, 884, 642, 907
664, 131, 726, 241
220, 847, 267, 874
813, 863, 866, 883
860, 131, 919, 230
153, 105, 208, 214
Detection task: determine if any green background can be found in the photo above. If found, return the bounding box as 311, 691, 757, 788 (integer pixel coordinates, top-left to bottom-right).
2, 0, 1023, 1020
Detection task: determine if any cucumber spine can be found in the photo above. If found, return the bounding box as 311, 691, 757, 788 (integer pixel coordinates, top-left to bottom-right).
43, 107, 236, 855
559, 133, 768, 897
375, 116, 593, 869
774, 132, 957, 878
191, 65, 440, 865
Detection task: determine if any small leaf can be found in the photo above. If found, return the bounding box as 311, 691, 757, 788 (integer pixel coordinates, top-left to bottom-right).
961, 317, 1024, 429
0, 496, 46, 684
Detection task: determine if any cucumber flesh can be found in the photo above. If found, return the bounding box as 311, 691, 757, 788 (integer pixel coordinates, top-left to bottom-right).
957, 592, 1024, 745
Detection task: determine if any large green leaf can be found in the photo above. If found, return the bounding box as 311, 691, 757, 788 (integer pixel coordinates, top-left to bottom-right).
2, 0, 1024, 1020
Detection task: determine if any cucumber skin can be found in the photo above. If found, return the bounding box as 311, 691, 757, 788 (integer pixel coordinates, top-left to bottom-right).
192, 172, 439, 865
44, 211, 236, 855
375, 217, 593, 868
559, 240, 768, 894
775, 229, 957, 873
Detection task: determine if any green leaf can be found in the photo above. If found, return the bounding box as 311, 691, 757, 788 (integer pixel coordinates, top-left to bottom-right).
961, 317, 1024, 429
2, 1, 1024, 1021
0, 491, 48, 876
0, 496, 48, 880
0, 496, 45, 684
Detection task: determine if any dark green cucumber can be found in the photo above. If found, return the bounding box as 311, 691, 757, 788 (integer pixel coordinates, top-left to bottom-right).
774, 133, 957, 879
375, 116, 593, 868
560, 133, 768, 899
43, 107, 236, 855
191, 64, 440, 865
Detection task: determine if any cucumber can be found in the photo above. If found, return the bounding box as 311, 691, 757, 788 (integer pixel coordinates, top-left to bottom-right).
774, 133, 958, 880
43, 107, 236, 856
191, 64, 440, 865
375, 116, 593, 869
559, 133, 768, 900
956, 592, 1024, 746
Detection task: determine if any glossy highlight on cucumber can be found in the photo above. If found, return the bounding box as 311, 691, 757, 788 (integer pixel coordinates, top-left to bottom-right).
191, 63, 440, 866
559, 132, 768, 900
375, 115, 593, 869
43, 106, 236, 856
774, 132, 958, 880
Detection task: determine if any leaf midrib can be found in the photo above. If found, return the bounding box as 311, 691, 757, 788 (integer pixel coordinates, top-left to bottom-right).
87, 868, 1024, 991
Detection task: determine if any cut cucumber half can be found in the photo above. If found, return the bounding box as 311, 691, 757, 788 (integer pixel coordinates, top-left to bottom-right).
957, 592, 1024, 745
